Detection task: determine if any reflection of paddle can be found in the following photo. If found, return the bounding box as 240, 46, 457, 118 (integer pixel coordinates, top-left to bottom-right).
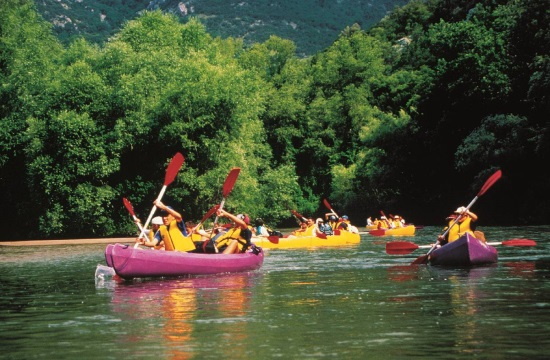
412, 170, 503, 264
135, 153, 185, 248
387, 239, 536, 255
323, 199, 339, 217
123, 197, 144, 233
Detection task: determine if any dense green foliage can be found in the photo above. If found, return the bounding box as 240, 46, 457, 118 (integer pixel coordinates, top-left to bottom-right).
0, 0, 548, 239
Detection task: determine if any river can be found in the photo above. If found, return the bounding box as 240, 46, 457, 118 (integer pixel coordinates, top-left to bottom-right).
1, 226, 549, 359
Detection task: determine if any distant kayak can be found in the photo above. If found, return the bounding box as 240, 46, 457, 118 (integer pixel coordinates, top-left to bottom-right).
252, 230, 360, 249
368, 225, 416, 236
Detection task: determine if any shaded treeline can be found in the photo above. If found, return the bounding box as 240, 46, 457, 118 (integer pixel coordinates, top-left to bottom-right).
0, 0, 547, 239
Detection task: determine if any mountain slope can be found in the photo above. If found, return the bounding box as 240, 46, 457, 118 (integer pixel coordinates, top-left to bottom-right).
35, 0, 409, 55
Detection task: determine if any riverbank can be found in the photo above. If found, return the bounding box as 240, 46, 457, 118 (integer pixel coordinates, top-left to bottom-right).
0, 238, 135, 246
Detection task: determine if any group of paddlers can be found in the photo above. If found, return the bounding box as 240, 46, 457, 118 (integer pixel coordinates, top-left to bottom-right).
366, 214, 407, 229
135, 200, 267, 254
289, 212, 359, 238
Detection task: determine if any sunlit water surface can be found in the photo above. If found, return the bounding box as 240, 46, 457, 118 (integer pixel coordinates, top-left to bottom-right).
1, 226, 550, 359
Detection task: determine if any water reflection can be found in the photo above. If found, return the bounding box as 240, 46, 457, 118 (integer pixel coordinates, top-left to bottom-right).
103, 273, 258, 359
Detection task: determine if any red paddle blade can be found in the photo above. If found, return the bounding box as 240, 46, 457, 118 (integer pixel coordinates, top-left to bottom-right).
200, 204, 220, 223
268, 236, 279, 244
369, 229, 385, 236
164, 152, 185, 186
411, 254, 429, 265
501, 239, 537, 247
323, 198, 333, 211
386, 241, 419, 255
290, 210, 307, 222
122, 197, 135, 217
477, 169, 502, 196
386, 241, 419, 251
222, 167, 241, 197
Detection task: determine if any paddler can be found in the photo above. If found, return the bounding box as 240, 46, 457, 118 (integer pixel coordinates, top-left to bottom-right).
136, 216, 164, 249
154, 200, 196, 252
214, 209, 252, 254
438, 206, 483, 245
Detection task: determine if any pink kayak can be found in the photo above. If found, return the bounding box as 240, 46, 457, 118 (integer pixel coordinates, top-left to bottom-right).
429, 233, 498, 266
105, 243, 264, 279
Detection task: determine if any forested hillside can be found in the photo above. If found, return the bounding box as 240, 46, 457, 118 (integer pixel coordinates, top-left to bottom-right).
0, 0, 548, 240
35, 0, 409, 55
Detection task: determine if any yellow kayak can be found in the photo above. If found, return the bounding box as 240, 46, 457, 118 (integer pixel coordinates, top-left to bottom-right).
252, 230, 360, 249
368, 225, 416, 236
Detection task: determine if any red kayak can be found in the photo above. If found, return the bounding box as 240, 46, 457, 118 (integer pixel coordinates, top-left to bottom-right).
105, 243, 264, 279
429, 233, 498, 266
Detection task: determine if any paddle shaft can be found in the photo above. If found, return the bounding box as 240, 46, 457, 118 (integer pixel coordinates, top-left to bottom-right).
135, 185, 168, 247
388, 238, 536, 255
323, 199, 339, 217
134, 153, 185, 248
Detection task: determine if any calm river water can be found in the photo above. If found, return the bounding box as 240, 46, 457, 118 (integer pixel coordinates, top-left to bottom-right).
1, 226, 549, 359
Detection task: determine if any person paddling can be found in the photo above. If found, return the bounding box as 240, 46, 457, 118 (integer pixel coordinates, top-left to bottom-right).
136, 216, 164, 249
154, 200, 196, 252
438, 206, 481, 246
214, 209, 252, 254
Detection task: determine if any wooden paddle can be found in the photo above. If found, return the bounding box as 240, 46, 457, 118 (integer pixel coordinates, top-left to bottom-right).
411, 169, 503, 264
123, 197, 145, 233
387, 238, 536, 255
135, 152, 185, 247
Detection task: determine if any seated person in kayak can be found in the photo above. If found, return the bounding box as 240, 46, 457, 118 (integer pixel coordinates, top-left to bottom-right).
214, 209, 252, 254
136, 216, 164, 249
253, 218, 270, 237
377, 216, 391, 229
155, 200, 196, 252
438, 206, 484, 245
316, 218, 333, 236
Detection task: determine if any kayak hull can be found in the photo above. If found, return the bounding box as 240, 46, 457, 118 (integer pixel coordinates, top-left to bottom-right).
106, 243, 264, 279
429, 233, 498, 266
369, 225, 416, 236
252, 230, 360, 249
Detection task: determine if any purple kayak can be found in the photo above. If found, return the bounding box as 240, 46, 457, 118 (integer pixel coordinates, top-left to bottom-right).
106, 243, 264, 279
429, 233, 498, 266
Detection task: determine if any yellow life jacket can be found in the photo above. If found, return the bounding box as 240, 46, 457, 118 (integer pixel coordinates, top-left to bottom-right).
305, 224, 317, 236
447, 217, 474, 242
215, 227, 249, 252
160, 220, 196, 252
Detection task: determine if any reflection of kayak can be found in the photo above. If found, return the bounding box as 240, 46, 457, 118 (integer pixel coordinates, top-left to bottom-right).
252, 230, 360, 249
105, 243, 264, 279
429, 233, 497, 266
369, 225, 416, 236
